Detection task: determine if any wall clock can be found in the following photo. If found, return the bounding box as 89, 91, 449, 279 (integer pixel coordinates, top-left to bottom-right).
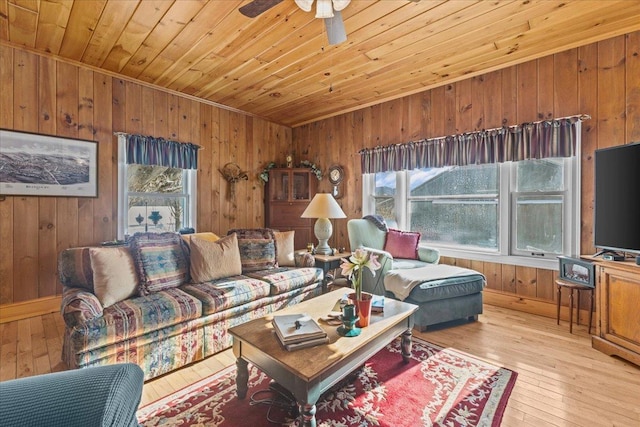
328, 165, 344, 198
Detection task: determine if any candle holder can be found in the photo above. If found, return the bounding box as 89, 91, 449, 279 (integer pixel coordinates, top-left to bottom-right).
337, 303, 361, 337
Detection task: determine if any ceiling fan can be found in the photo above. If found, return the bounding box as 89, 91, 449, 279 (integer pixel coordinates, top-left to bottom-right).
239, 0, 351, 45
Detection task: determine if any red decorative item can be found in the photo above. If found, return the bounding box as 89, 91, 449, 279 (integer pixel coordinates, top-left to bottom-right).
349, 292, 373, 327
384, 228, 420, 259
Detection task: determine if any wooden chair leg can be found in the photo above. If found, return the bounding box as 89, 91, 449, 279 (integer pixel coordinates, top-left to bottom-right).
556, 285, 561, 325
569, 289, 574, 334
576, 290, 581, 326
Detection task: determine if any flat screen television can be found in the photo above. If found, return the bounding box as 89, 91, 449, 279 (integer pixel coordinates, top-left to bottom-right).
593, 142, 640, 256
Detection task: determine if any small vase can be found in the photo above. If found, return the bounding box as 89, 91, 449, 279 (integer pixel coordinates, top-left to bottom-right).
349, 292, 373, 328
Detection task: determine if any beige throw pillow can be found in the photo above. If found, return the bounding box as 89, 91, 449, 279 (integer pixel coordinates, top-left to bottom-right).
190, 233, 242, 283
274, 230, 295, 267
181, 232, 220, 247
89, 247, 139, 307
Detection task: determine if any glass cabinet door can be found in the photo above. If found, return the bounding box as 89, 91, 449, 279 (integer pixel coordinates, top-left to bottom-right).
269, 170, 290, 201
292, 171, 310, 200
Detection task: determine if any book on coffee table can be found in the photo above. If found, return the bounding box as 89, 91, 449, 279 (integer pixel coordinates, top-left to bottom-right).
272, 314, 327, 349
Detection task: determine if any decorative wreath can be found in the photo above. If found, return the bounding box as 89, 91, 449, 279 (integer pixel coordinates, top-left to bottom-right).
259, 160, 323, 183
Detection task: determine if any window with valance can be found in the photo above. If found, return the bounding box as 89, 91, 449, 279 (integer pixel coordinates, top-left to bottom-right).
116, 133, 200, 239
361, 115, 588, 269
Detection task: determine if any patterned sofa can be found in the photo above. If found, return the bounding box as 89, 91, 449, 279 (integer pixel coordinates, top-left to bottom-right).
58, 229, 323, 380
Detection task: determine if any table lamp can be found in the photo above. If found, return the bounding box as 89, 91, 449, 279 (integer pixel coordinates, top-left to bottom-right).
301, 193, 346, 255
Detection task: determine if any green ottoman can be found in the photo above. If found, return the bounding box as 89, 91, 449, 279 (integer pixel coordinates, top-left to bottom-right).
384, 265, 486, 331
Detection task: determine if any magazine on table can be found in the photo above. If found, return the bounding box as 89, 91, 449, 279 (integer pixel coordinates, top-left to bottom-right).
282, 335, 329, 351
272, 313, 327, 346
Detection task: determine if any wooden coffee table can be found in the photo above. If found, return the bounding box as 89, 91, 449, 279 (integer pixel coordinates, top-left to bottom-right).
228, 289, 418, 427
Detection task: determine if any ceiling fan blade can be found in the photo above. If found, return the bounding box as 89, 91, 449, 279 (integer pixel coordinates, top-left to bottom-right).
239, 0, 284, 18
324, 10, 347, 45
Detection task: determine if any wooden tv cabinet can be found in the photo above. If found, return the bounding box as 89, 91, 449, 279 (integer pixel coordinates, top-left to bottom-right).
590, 258, 640, 366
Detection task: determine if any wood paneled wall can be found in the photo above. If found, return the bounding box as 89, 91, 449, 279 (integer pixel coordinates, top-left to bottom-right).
2, 31, 639, 318
293, 31, 640, 313
0, 44, 291, 309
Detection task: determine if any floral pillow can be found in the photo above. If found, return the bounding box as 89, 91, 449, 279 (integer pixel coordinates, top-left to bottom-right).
228, 228, 277, 272
384, 228, 420, 260
129, 232, 189, 295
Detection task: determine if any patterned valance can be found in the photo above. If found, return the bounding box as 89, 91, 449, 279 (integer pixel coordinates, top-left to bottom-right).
118, 133, 201, 170
359, 115, 589, 174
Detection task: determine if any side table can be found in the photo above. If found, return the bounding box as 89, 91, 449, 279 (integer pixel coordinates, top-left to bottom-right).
313, 252, 351, 292
556, 279, 594, 334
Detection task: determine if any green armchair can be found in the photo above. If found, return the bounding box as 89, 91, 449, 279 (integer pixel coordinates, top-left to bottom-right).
347, 218, 440, 295
0, 363, 144, 427
347, 218, 486, 331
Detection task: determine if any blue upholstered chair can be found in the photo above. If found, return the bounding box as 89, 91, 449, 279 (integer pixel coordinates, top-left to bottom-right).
0, 363, 144, 427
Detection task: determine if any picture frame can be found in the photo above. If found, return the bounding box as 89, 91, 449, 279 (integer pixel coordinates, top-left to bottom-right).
0, 129, 98, 198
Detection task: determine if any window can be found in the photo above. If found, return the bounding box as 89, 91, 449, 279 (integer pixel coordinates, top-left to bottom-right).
117, 137, 197, 239
363, 157, 579, 269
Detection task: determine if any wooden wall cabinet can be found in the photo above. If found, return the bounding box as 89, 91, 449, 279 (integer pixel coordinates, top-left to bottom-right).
265, 168, 317, 250
592, 260, 640, 366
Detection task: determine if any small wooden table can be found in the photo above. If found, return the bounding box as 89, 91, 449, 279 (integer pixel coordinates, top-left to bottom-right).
229, 288, 418, 427
556, 279, 594, 334
312, 252, 351, 291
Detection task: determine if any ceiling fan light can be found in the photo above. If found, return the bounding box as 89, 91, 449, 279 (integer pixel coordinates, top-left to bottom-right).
331, 0, 350, 12
315, 0, 334, 18
294, 0, 314, 12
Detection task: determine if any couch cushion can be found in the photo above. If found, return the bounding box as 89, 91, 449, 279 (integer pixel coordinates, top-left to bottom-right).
76, 288, 202, 349
246, 267, 323, 295
228, 228, 277, 272
181, 276, 272, 315
181, 231, 220, 247
274, 230, 295, 267
385, 265, 485, 301
406, 275, 486, 304
89, 247, 139, 307
189, 234, 242, 283
391, 258, 431, 270
129, 232, 190, 295
384, 228, 420, 260
58, 247, 94, 291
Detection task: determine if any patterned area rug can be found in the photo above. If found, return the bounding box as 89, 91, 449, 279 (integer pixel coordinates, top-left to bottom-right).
138, 337, 517, 426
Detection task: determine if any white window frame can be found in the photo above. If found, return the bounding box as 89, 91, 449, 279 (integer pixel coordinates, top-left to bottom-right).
362, 138, 581, 270
116, 135, 197, 240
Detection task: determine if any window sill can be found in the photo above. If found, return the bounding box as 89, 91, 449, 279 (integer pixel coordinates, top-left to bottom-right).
430, 246, 558, 271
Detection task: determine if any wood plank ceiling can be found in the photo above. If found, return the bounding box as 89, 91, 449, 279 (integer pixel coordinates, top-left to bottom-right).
2, 0, 640, 127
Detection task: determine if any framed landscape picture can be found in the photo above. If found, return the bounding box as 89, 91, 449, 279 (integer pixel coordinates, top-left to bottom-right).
0, 129, 98, 197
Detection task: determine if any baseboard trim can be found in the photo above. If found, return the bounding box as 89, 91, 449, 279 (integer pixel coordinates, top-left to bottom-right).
0, 296, 61, 324
483, 290, 592, 324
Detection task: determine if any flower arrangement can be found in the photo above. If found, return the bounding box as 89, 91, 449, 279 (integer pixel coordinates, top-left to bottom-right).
258, 160, 323, 183
340, 248, 381, 301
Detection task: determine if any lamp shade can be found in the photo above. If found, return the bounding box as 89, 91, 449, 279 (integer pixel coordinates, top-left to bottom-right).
301, 193, 346, 219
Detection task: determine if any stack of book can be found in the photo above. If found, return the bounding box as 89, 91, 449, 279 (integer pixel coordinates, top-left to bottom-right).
272, 313, 328, 351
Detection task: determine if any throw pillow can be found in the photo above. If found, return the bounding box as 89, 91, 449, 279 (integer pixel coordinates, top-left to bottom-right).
89, 247, 139, 307
274, 230, 295, 267
228, 228, 277, 272
181, 232, 220, 247
384, 228, 420, 260
129, 232, 190, 295
189, 233, 242, 283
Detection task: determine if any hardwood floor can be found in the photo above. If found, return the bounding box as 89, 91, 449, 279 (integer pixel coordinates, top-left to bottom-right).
1, 305, 639, 426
